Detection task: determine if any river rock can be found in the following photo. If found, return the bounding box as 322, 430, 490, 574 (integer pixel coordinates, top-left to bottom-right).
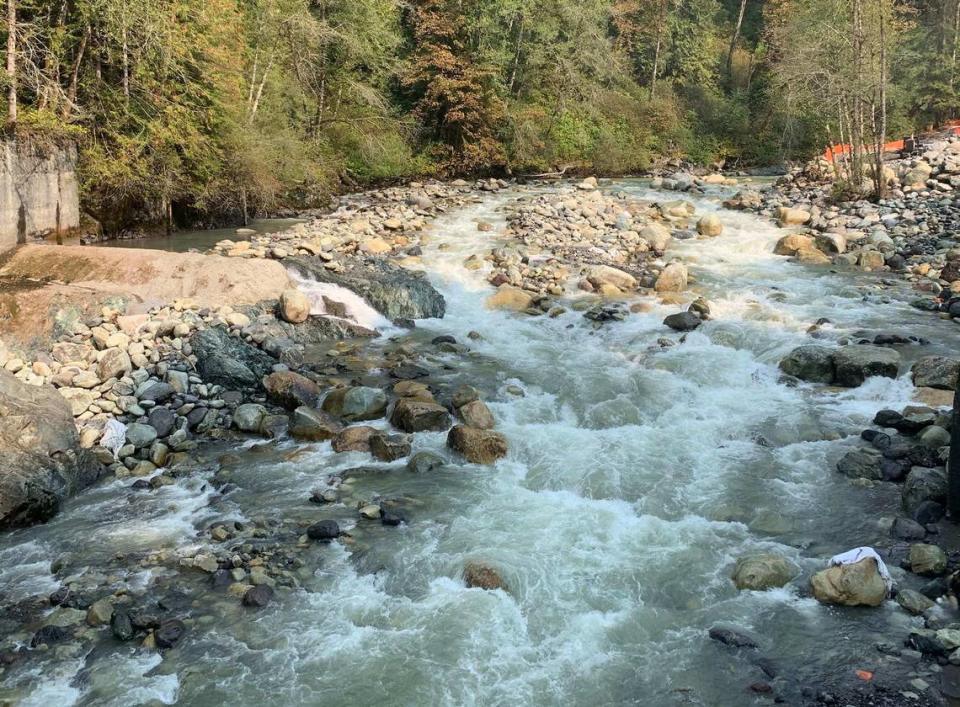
773, 233, 816, 256
831, 345, 900, 387
663, 311, 701, 332
290, 407, 343, 441
139, 382, 174, 403
732, 554, 798, 591
233, 404, 268, 433
912, 356, 960, 390
322, 386, 387, 422
697, 214, 723, 237
585, 265, 637, 292
126, 423, 159, 449
155, 619, 186, 649
775, 206, 811, 226
654, 263, 688, 293
86, 597, 114, 626
909, 543, 947, 575
708, 626, 758, 649
110, 610, 134, 641
892, 516, 927, 541
280, 288, 311, 324
897, 588, 935, 615
458, 400, 495, 430
370, 433, 412, 462
307, 519, 340, 541
407, 451, 445, 473
147, 407, 176, 438
263, 371, 320, 410
390, 398, 450, 433
286, 257, 446, 320
810, 557, 887, 607
447, 425, 508, 464
191, 327, 275, 389
779, 345, 834, 383
97, 348, 132, 381
463, 562, 507, 591
903, 467, 947, 515
332, 426, 377, 453
242, 585, 274, 609
486, 285, 536, 311
641, 223, 672, 252
0, 372, 104, 528
836, 448, 883, 480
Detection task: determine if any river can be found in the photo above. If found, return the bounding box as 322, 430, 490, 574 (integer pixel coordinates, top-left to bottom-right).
0, 181, 953, 705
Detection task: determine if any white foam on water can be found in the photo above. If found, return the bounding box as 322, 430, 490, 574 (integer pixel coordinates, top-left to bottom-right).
1, 182, 952, 705
287, 270, 393, 332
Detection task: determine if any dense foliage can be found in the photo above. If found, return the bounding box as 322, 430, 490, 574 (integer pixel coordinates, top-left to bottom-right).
2, 0, 959, 229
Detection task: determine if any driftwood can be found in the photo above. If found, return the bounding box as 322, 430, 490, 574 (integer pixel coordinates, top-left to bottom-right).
521, 165, 574, 180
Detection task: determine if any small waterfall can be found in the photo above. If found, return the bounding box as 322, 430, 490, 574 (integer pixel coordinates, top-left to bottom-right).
287, 268, 392, 332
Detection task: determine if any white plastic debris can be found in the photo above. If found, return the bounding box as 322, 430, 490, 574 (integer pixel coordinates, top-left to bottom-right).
829, 547, 892, 592
100, 419, 127, 459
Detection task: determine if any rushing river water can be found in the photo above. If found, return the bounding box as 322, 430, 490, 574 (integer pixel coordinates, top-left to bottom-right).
1, 182, 957, 706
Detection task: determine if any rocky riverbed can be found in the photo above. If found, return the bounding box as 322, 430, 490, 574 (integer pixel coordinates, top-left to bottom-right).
2, 176, 960, 705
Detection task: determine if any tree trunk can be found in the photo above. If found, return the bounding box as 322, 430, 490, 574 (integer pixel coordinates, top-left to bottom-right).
952, 0, 960, 91
6, 0, 16, 125
850, 0, 865, 190
874, 0, 888, 200
650, 0, 668, 97
65, 25, 91, 118
727, 0, 748, 77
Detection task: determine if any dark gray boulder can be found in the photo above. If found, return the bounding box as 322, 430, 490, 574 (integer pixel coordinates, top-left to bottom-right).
831, 345, 900, 387
912, 356, 960, 390
778, 345, 834, 383
0, 371, 105, 528
286, 256, 446, 320
189, 326, 275, 389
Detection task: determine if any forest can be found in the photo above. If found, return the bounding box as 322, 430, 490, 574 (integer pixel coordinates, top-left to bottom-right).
2, 0, 959, 230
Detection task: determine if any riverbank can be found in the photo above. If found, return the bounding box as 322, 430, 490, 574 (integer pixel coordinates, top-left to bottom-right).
1, 176, 960, 705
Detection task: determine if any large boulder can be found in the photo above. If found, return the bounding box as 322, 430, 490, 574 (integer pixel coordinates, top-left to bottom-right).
262, 371, 320, 410
0, 371, 104, 528
697, 214, 724, 237
290, 407, 343, 441
723, 190, 762, 210
458, 400, 496, 430
902, 467, 947, 515
909, 543, 947, 576
97, 348, 132, 381
663, 311, 701, 332
774, 233, 816, 256
731, 554, 798, 591
779, 345, 834, 383
584, 265, 637, 292
322, 386, 387, 422
486, 285, 535, 312
810, 558, 887, 607
447, 425, 508, 464
831, 345, 900, 387
279, 289, 310, 324
654, 263, 689, 293
912, 356, 960, 390
775, 206, 811, 226
390, 398, 451, 433
836, 448, 883, 480
190, 326, 275, 389
286, 257, 446, 320
640, 223, 672, 252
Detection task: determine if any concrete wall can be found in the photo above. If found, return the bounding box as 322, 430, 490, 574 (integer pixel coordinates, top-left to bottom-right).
0, 140, 80, 254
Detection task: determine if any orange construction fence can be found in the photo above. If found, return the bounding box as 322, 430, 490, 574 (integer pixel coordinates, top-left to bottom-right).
822, 120, 960, 162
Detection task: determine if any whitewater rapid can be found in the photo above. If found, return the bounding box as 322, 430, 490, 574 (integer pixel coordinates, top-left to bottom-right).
1, 182, 953, 706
